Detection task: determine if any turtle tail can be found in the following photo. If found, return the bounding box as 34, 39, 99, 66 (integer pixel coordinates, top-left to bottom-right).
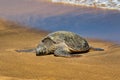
15, 48, 35, 53
89, 47, 104, 51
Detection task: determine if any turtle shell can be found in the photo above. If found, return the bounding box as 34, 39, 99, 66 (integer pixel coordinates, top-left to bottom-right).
46, 31, 90, 52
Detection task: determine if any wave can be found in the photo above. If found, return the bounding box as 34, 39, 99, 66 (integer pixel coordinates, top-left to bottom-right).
52, 0, 120, 10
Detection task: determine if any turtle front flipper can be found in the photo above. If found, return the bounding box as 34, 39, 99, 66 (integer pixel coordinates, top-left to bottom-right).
54, 47, 81, 58
54, 48, 71, 57
15, 48, 35, 53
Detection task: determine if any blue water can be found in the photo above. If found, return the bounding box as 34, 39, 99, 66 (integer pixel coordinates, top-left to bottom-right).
0, 0, 120, 43
14, 10, 120, 43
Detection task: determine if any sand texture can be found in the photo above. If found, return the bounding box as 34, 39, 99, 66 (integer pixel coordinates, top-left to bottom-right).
0, 19, 120, 80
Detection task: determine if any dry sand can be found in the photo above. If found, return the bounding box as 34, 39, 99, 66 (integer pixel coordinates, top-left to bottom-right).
0, 19, 120, 80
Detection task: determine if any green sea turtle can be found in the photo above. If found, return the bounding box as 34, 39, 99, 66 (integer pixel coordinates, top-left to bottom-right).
16, 31, 104, 57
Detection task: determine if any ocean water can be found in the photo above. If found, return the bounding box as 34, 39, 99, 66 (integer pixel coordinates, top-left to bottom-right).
23, 10, 120, 43
52, 0, 120, 10
0, 0, 120, 43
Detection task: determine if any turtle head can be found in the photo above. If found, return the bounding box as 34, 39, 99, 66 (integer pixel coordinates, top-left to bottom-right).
36, 43, 47, 56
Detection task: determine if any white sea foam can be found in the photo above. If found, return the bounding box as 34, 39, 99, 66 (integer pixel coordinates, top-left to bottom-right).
52, 0, 120, 10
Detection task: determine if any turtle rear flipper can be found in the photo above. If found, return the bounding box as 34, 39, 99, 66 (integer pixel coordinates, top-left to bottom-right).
54, 47, 81, 58
15, 48, 35, 53
90, 47, 104, 51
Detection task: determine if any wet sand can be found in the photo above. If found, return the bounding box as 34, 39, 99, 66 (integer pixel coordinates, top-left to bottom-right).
0, 19, 120, 80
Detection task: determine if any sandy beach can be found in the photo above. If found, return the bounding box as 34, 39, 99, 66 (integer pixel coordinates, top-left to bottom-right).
0, 19, 120, 80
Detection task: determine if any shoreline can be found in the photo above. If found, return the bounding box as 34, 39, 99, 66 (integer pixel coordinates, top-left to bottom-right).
0, 0, 120, 43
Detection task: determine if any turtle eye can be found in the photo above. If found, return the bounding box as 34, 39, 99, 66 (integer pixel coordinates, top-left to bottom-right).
42, 37, 49, 42
42, 40, 44, 42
